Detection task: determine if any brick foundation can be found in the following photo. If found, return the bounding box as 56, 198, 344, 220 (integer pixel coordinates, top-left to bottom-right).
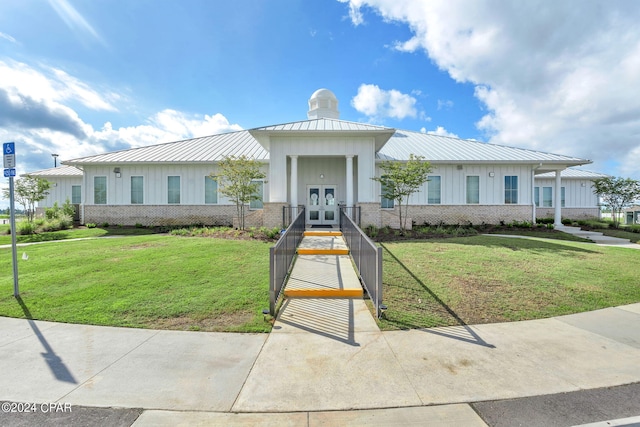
536, 207, 600, 221
359, 204, 533, 228
84, 205, 236, 227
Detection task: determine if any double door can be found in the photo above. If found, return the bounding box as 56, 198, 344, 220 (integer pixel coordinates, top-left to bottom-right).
306, 185, 338, 225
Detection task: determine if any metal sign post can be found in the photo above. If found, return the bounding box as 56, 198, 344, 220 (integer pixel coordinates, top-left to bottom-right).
4, 142, 18, 297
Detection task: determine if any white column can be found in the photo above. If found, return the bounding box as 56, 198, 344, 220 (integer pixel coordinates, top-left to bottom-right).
290, 155, 298, 215
554, 169, 563, 226
346, 155, 354, 217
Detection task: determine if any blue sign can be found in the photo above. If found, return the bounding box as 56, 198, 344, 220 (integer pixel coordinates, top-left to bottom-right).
3, 142, 14, 155
4, 168, 16, 177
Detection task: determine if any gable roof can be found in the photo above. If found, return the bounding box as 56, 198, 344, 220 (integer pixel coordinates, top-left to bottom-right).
535, 168, 610, 179
61, 119, 591, 168
22, 165, 83, 177
378, 130, 590, 166
64, 130, 268, 165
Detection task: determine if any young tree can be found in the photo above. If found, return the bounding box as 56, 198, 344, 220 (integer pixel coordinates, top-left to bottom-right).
212, 155, 266, 230
592, 176, 640, 227
372, 154, 432, 232
2, 176, 51, 222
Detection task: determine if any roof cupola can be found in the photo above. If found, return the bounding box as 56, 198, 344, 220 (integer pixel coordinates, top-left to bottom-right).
307, 88, 340, 119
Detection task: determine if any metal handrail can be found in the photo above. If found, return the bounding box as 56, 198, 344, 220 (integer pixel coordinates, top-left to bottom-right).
339, 208, 383, 318
269, 207, 305, 316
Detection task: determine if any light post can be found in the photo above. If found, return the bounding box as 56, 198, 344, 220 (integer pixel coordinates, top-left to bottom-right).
52, 153, 59, 167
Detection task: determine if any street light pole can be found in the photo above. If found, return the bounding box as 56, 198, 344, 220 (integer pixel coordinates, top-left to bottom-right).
52, 153, 59, 167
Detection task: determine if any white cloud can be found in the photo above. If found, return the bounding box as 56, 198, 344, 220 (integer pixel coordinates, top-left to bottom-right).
343, 0, 640, 179
0, 60, 242, 180
48, 0, 106, 47
0, 32, 17, 44
351, 83, 418, 120
421, 126, 458, 138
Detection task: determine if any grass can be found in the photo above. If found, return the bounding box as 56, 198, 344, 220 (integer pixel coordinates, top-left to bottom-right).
0, 224, 157, 245
0, 235, 272, 332
599, 228, 640, 244
1, 225, 637, 334
377, 235, 640, 330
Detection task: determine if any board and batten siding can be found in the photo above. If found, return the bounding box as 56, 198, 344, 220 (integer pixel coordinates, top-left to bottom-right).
534, 178, 599, 208
39, 176, 83, 208
374, 164, 534, 206
82, 164, 269, 206
268, 135, 376, 203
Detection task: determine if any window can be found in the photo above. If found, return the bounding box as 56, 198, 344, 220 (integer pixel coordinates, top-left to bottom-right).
504, 176, 518, 204
542, 187, 553, 207
250, 180, 263, 209
466, 176, 480, 204
427, 176, 441, 204
71, 185, 81, 204
94, 176, 107, 204
131, 176, 144, 204
561, 187, 566, 208
534, 187, 540, 207
168, 176, 180, 204
205, 177, 218, 204
380, 178, 394, 209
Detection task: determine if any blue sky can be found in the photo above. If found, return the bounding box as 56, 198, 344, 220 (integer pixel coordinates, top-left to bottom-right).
1, 0, 639, 207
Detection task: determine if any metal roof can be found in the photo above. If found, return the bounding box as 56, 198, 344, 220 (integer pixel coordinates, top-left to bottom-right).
64, 130, 268, 165
23, 165, 83, 177
378, 130, 591, 165
536, 168, 610, 179
61, 121, 591, 168
252, 118, 393, 132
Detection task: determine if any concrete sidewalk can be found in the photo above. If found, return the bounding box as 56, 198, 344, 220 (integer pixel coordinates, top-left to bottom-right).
557, 225, 640, 249
1, 303, 639, 426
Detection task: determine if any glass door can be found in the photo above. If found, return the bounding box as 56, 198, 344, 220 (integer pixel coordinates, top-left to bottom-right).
306, 185, 338, 225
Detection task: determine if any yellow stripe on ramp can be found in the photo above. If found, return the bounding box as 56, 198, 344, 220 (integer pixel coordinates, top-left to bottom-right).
297, 248, 349, 255
303, 231, 343, 236
284, 289, 363, 298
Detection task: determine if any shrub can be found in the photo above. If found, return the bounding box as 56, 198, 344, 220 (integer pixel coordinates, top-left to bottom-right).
101, 222, 110, 228
18, 221, 36, 235
561, 218, 573, 225
86, 223, 97, 228
135, 223, 144, 228
364, 224, 379, 239
536, 217, 554, 224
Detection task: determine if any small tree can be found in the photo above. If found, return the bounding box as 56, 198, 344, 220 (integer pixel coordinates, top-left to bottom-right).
212, 155, 266, 230
372, 154, 432, 232
592, 176, 640, 228
2, 175, 51, 222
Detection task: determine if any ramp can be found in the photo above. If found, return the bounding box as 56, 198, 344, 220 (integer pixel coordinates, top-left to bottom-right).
283, 231, 364, 299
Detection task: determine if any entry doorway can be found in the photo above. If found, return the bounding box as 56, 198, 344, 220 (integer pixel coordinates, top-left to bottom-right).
306, 185, 338, 225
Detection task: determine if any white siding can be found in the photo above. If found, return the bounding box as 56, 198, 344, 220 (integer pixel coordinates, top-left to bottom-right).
269, 135, 376, 203
82, 164, 269, 206
534, 178, 599, 208
374, 164, 534, 206
38, 176, 83, 208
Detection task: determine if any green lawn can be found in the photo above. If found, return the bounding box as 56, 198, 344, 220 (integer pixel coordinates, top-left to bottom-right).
1, 230, 638, 334
0, 235, 272, 332
0, 225, 156, 245
377, 235, 640, 330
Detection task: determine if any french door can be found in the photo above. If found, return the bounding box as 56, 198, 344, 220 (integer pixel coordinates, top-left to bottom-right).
306, 185, 338, 225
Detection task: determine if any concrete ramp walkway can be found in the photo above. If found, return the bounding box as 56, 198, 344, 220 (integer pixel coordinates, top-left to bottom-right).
283, 230, 364, 298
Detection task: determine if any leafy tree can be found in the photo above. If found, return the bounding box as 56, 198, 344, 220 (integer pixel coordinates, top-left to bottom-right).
212, 155, 266, 230
2, 176, 51, 222
592, 176, 640, 227
372, 154, 432, 232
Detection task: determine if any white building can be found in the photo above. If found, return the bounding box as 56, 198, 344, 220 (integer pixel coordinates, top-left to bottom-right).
29, 89, 604, 228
